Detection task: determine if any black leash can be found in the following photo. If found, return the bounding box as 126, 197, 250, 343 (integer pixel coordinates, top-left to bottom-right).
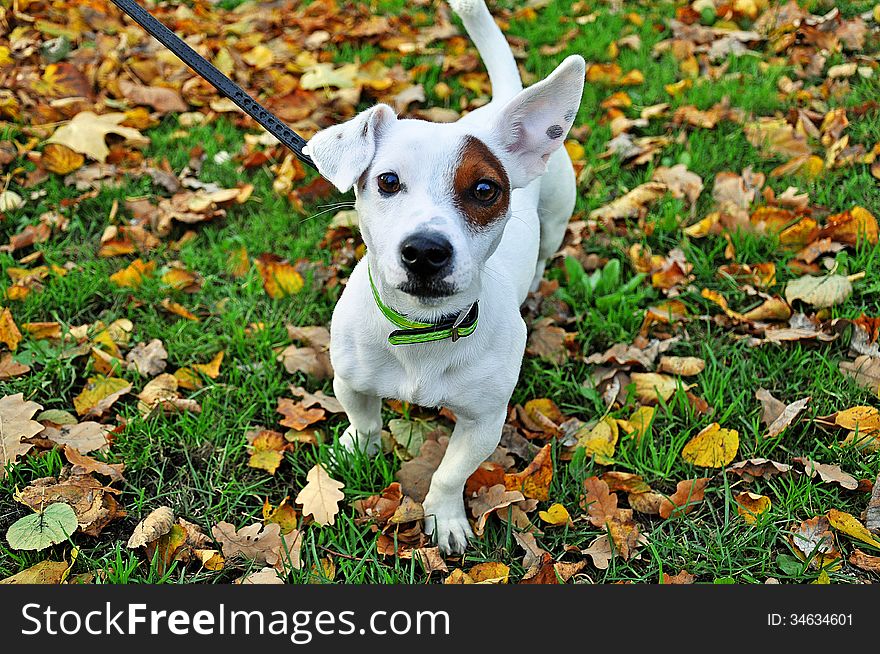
110, 0, 317, 171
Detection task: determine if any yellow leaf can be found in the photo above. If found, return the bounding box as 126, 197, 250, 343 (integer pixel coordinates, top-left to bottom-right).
42, 143, 84, 174
192, 351, 224, 378
468, 562, 509, 584
812, 569, 831, 584
564, 139, 585, 161
631, 372, 690, 403
109, 258, 155, 288
681, 423, 739, 468
73, 376, 131, 417
665, 79, 692, 97
248, 430, 287, 475
625, 406, 654, 443
834, 406, 880, 434
0, 307, 22, 350
256, 255, 304, 299
827, 509, 880, 549
538, 503, 571, 526
735, 492, 771, 524
576, 415, 618, 464
242, 44, 274, 70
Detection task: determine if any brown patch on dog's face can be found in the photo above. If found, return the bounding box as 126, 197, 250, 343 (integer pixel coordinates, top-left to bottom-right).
453, 136, 510, 229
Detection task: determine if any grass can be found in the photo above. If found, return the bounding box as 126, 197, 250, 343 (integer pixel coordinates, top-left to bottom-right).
1, 0, 879, 584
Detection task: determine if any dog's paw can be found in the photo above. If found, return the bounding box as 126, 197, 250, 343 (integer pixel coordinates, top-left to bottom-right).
423, 495, 473, 555
338, 425, 381, 457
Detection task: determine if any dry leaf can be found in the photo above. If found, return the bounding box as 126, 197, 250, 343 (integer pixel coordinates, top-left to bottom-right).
295, 464, 345, 526
659, 478, 709, 519
0, 393, 43, 477
47, 111, 149, 163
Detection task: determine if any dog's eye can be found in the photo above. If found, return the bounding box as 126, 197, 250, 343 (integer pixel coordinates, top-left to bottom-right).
377, 172, 401, 195
471, 179, 500, 203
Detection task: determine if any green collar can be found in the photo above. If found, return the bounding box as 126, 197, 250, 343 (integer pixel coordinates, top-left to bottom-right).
368, 266, 478, 346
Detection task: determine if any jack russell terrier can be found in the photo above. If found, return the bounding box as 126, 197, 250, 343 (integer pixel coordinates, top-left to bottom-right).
304, 0, 585, 554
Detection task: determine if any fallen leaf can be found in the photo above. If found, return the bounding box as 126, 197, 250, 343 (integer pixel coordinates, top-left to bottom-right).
785, 274, 853, 308
765, 396, 810, 439
64, 445, 124, 482
794, 457, 858, 490
396, 437, 448, 502
658, 356, 705, 376
118, 79, 187, 114
727, 458, 792, 481
468, 561, 510, 584
5, 503, 78, 551
295, 464, 345, 526
681, 423, 739, 468
212, 521, 301, 572
849, 549, 880, 573
125, 339, 168, 376
575, 416, 618, 464
659, 478, 710, 519
581, 534, 612, 569
503, 444, 553, 500
0, 393, 43, 477
735, 492, 771, 524
469, 484, 525, 536
631, 372, 691, 403
47, 111, 149, 163
277, 398, 325, 432
256, 254, 304, 298
0, 559, 71, 584
827, 509, 880, 549
248, 430, 288, 475
127, 506, 175, 548
42, 143, 84, 174
538, 503, 572, 527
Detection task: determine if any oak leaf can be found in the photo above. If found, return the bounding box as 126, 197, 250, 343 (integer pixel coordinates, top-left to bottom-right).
295, 464, 345, 526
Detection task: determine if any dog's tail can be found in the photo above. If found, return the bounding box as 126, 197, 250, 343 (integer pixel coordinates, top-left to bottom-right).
448, 0, 523, 103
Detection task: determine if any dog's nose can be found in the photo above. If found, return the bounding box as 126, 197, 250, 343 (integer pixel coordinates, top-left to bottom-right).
400, 233, 453, 277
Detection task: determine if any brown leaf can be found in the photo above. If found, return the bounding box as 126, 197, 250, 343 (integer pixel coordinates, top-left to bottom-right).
0, 353, 30, 379
840, 355, 880, 394
526, 318, 568, 364
659, 478, 709, 519
127, 506, 175, 549
63, 445, 124, 482
118, 79, 188, 114
212, 521, 301, 572
0, 393, 43, 477
396, 436, 448, 502
503, 444, 553, 500
582, 476, 618, 527
277, 398, 325, 431
469, 483, 525, 536
755, 388, 787, 426
125, 339, 168, 376
849, 549, 880, 573
662, 570, 695, 584
726, 458, 792, 482
658, 356, 705, 376
865, 474, 879, 533
794, 457, 858, 490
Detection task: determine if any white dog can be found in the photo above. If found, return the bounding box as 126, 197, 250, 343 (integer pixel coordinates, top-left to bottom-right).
305, 0, 585, 554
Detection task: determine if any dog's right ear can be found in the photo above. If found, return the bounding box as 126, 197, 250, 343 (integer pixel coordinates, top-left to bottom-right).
304, 104, 397, 193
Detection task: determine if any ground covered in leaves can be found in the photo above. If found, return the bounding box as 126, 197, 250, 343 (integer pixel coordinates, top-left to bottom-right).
1, 0, 880, 585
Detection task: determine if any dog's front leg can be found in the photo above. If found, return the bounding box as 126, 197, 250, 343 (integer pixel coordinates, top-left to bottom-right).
423, 409, 505, 554
334, 376, 383, 456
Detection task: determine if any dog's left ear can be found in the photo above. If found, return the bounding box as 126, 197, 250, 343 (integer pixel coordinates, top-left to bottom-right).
489, 55, 585, 188
305, 104, 397, 192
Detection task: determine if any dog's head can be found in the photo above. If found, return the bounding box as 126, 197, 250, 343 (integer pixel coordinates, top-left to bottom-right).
306, 55, 585, 316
